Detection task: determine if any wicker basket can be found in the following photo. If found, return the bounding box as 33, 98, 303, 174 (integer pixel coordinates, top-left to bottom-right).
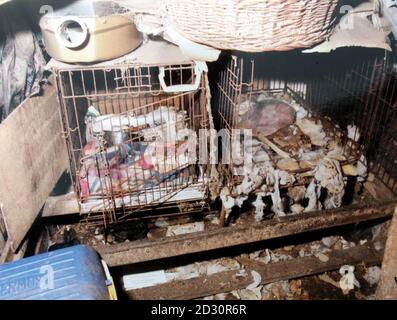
165, 0, 339, 52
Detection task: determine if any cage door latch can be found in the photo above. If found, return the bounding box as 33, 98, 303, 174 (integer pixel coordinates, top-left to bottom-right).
158, 62, 207, 93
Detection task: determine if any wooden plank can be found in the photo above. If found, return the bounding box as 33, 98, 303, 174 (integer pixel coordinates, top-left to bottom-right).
364, 177, 396, 201
0, 238, 29, 264
0, 240, 11, 264
42, 193, 79, 218
97, 201, 396, 267
236, 243, 383, 285
0, 225, 5, 254
129, 270, 252, 300
376, 205, 397, 299
0, 81, 69, 251
129, 242, 384, 300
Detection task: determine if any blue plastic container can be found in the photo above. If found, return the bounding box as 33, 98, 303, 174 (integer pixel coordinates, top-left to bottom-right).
0, 245, 110, 300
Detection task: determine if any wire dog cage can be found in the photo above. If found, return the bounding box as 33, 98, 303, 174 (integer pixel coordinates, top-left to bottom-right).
55, 61, 213, 227
213, 49, 397, 224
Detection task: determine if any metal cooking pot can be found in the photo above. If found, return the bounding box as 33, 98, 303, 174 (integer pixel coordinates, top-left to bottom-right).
39, 1, 142, 63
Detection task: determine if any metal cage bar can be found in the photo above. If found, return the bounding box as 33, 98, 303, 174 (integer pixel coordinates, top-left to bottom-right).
215, 52, 397, 196
55, 63, 211, 227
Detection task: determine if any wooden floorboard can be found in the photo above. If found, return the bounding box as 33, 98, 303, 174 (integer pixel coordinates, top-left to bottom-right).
128, 242, 384, 300
97, 201, 395, 267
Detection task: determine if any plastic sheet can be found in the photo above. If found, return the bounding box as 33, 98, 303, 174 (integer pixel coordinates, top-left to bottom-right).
0, 3, 45, 122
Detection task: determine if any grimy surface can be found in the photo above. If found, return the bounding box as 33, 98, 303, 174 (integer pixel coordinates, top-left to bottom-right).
128, 241, 384, 300
0, 82, 69, 251
97, 201, 396, 267
376, 205, 397, 299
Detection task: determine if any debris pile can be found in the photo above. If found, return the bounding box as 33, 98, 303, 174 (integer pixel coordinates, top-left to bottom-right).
80, 106, 195, 202
221, 92, 367, 220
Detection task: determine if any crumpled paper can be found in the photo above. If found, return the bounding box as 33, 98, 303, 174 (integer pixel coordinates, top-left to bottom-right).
339, 265, 360, 294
